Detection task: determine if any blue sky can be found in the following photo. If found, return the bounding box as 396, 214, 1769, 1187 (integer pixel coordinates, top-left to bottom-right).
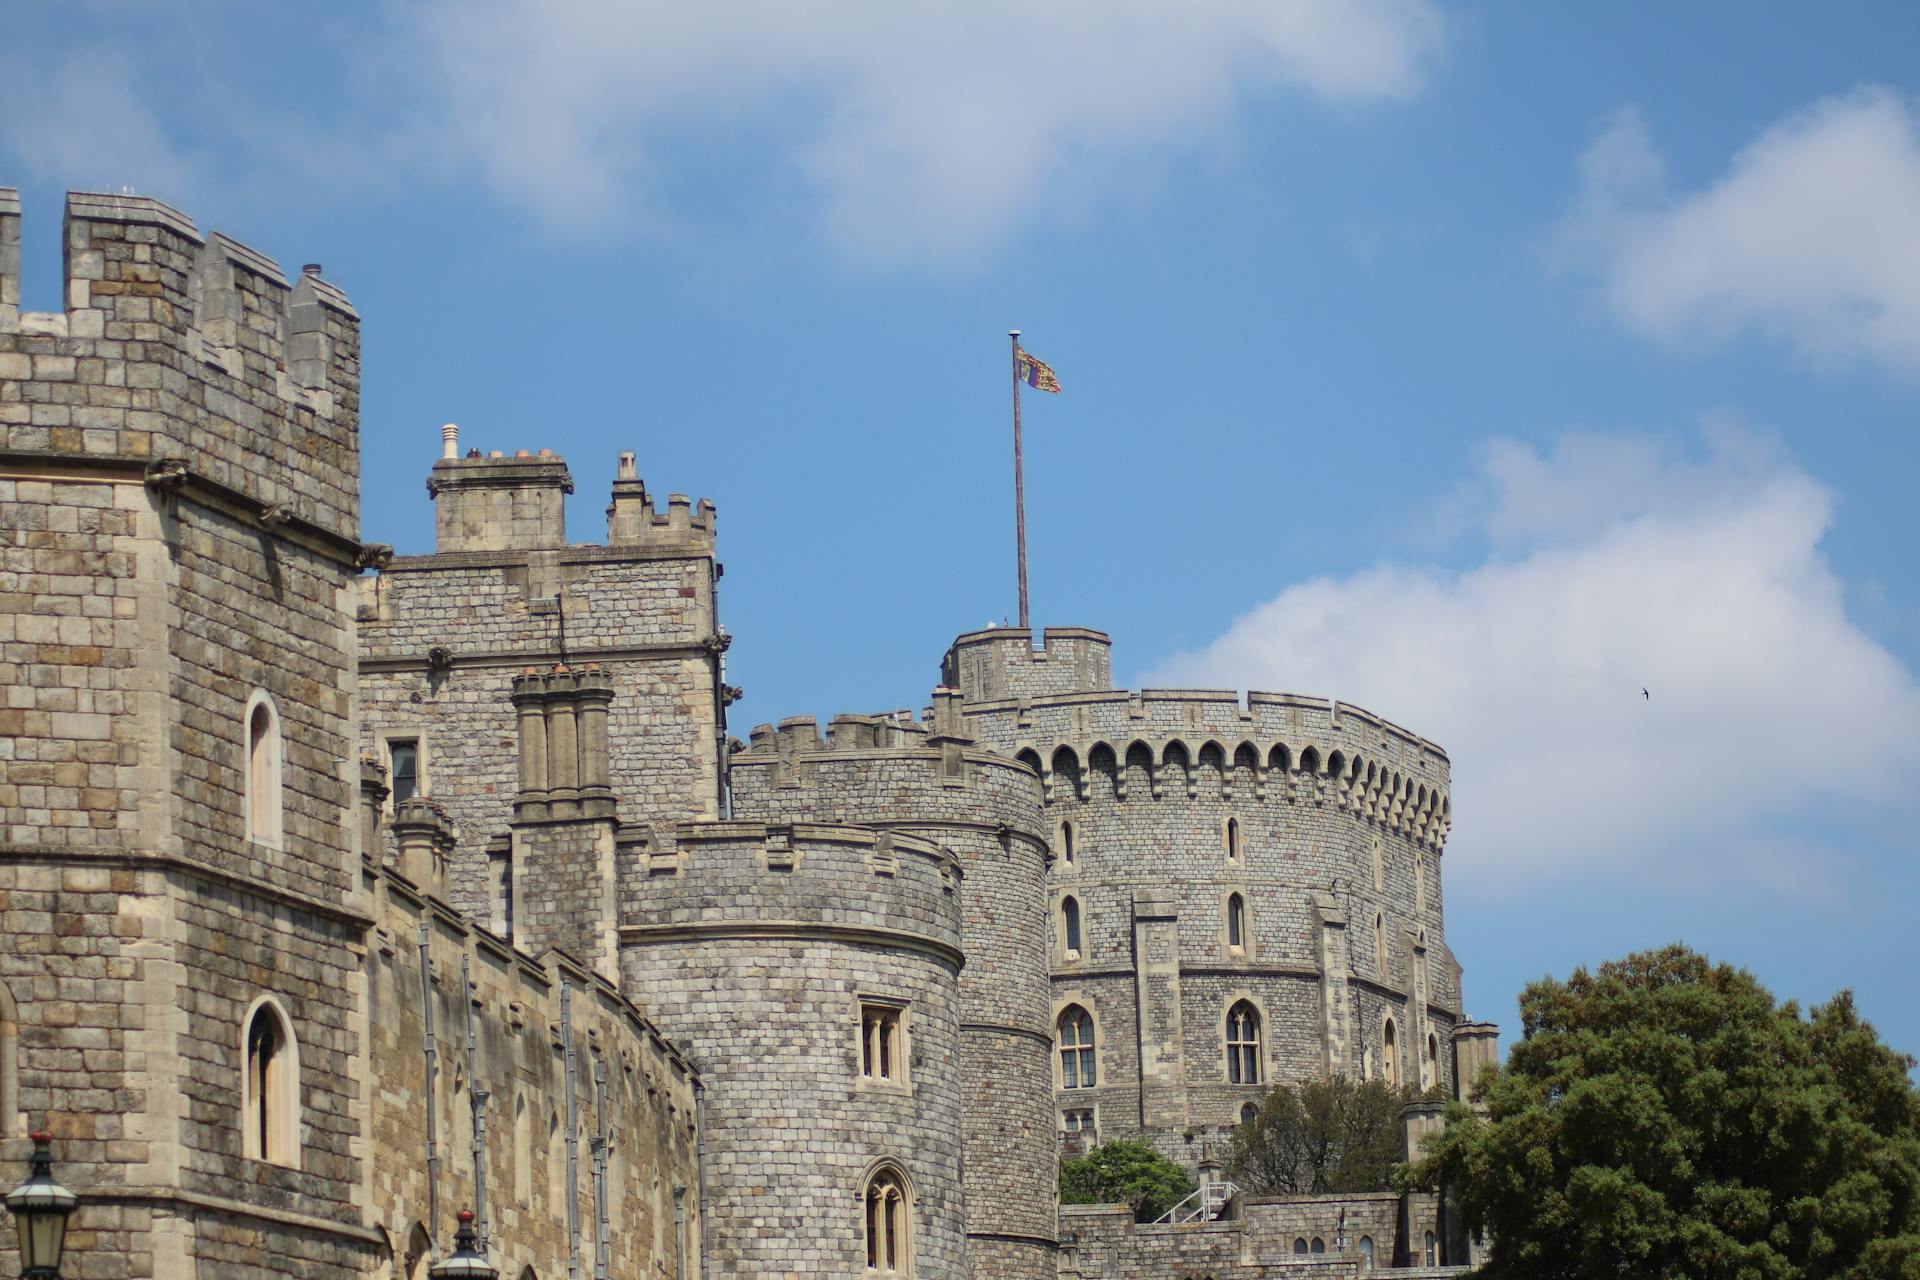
6, 2, 1916, 1060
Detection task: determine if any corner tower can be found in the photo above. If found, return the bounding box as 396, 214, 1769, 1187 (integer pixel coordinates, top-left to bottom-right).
0, 190, 373, 1279
728, 701, 1058, 1280
941, 626, 1482, 1170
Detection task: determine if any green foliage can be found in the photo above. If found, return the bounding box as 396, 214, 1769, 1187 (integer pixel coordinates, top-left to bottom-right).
1413, 944, 1920, 1280
1059, 1139, 1196, 1222
1228, 1074, 1419, 1195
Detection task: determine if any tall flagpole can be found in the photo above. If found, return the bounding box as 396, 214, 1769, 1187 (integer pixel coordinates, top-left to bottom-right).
1010, 329, 1029, 630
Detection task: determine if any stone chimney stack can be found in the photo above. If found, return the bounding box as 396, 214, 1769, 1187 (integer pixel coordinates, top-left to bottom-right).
426, 444, 573, 552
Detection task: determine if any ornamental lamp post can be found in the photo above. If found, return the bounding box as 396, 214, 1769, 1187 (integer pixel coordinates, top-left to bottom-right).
429, 1212, 495, 1280
6, 1133, 78, 1280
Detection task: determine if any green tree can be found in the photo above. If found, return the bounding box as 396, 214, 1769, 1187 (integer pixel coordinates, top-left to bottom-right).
1059, 1139, 1196, 1222
1413, 944, 1920, 1279
1228, 1075, 1415, 1195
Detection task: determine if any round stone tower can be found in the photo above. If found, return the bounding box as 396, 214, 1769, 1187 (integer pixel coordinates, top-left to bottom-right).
942, 627, 1462, 1168
619, 820, 968, 1279
727, 697, 1056, 1280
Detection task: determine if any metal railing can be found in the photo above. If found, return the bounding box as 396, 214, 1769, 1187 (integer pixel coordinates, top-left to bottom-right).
1153, 1179, 1239, 1224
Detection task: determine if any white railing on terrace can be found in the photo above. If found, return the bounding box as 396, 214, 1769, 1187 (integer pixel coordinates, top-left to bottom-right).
1153, 1179, 1239, 1224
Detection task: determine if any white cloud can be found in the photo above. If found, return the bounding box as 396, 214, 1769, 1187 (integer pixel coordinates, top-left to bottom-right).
0, 52, 204, 208
1147, 421, 1920, 892
379, 0, 1446, 262
1553, 89, 1920, 376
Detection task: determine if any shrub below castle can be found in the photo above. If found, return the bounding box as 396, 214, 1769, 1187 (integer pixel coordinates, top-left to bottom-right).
1060, 1141, 1196, 1223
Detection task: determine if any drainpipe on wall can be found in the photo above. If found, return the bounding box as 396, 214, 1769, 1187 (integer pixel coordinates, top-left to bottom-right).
694, 1080, 709, 1280
419, 921, 441, 1259
563, 984, 582, 1280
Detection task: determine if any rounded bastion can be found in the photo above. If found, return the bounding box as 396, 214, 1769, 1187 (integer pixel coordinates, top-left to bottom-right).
728, 705, 1056, 1280
943, 628, 1462, 1163
619, 820, 967, 1280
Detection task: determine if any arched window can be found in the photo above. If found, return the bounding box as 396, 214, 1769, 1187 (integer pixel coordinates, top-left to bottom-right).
1058, 1005, 1096, 1089
1311, 1237, 1325, 1254
1292, 1238, 1308, 1256
1358, 1237, 1375, 1270
513, 1093, 531, 1205
1374, 912, 1388, 978
244, 693, 283, 847
404, 1223, 432, 1280
1383, 1019, 1399, 1088
1424, 1230, 1437, 1265
1225, 893, 1245, 951
1223, 817, 1241, 861
1225, 1001, 1261, 1085
1060, 896, 1082, 958
1239, 1102, 1258, 1126
864, 1165, 911, 1274
1425, 1033, 1440, 1091
1060, 820, 1074, 866
1370, 837, 1384, 891
1414, 855, 1427, 914
241, 998, 298, 1166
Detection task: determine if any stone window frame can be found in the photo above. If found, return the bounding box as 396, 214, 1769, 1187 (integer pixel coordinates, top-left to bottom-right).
1222, 993, 1267, 1087
1372, 911, 1389, 981
1059, 1103, 1098, 1142
1221, 815, 1243, 864
1052, 995, 1101, 1092
860, 1158, 914, 1276
240, 994, 300, 1168
1359, 1235, 1375, 1270
1056, 892, 1084, 964
1220, 887, 1252, 959
378, 726, 432, 814
854, 996, 911, 1094
242, 690, 284, 850
1424, 1031, 1441, 1092
1414, 851, 1427, 915
1382, 1016, 1401, 1088
1055, 818, 1077, 872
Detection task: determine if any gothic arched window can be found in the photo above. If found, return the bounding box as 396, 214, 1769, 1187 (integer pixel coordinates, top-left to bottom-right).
1226, 893, 1246, 950
1060, 896, 1082, 958
1383, 1018, 1399, 1088
1226, 1001, 1261, 1085
244, 692, 283, 847
865, 1165, 911, 1274
1058, 1005, 1096, 1089
241, 998, 298, 1166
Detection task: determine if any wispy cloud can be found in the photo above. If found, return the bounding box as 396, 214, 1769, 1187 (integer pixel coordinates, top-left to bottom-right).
1147, 420, 1920, 893
0, 1, 1448, 266
1552, 89, 1920, 377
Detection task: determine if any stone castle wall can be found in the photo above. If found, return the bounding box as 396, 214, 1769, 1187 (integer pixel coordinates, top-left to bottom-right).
619, 821, 968, 1280
727, 707, 1058, 1280
361, 859, 702, 1280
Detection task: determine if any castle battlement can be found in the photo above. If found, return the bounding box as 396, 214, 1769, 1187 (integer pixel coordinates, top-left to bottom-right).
0, 188, 361, 541
942, 626, 1114, 702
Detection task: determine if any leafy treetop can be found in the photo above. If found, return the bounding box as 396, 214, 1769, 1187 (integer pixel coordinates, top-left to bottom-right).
1060, 1139, 1196, 1223
1413, 944, 1920, 1280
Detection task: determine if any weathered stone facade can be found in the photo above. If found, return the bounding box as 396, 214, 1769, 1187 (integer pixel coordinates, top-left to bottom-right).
3, 187, 1496, 1280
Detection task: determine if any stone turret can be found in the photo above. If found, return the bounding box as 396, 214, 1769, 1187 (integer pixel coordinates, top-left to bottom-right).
620, 821, 968, 1280
730, 705, 1057, 1280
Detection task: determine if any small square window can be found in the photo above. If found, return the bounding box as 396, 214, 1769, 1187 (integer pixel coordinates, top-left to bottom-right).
859, 1002, 908, 1087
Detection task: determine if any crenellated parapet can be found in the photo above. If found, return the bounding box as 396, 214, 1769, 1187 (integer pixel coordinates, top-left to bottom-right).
606, 449, 717, 549
969, 686, 1451, 852
0, 188, 361, 542
942, 626, 1114, 702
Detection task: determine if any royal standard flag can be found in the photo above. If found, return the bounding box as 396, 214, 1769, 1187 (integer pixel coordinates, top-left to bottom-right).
1017, 349, 1062, 394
